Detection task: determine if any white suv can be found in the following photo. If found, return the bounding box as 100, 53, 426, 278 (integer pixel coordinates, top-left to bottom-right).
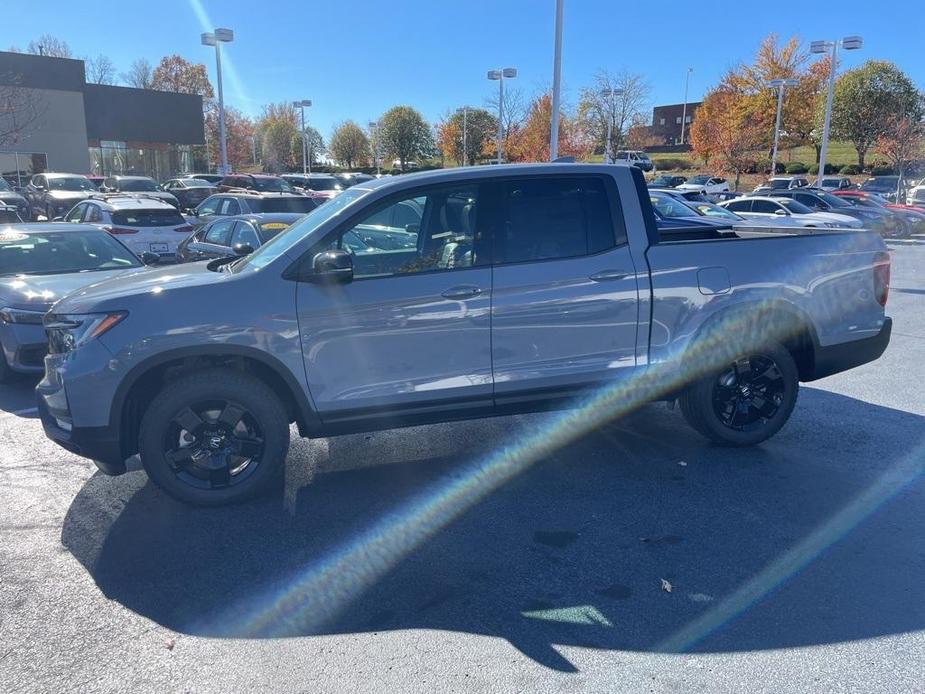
907, 185, 925, 209
614, 150, 653, 171
62, 195, 193, 262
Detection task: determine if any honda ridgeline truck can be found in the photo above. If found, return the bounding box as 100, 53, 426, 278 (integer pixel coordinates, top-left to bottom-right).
37, 164, 892, 505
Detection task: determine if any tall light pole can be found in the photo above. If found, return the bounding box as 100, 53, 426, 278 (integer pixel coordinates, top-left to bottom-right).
487, 67, 517, 164
293, 99, 312, 174
767, 78, 799, 175
201, 28, 233, 175
368, 121, 380, 175
462, 106, 468, 167
600, 87, 624, 164
679, 67, 693, 146
549, 0, 564, 160
811, 35, 863, 186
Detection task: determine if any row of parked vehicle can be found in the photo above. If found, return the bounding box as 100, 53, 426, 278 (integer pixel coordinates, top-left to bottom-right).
648, 173, 925, 238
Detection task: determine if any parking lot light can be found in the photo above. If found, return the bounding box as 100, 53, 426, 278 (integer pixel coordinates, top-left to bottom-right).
680, 67, 693, 146
599, 88, 624, 164
293, 100, 312, 174
767, 78, 800, 176
488, 67, 517, 164
368, 121, 380, 175
201, 28, 234, 176
812, 36, 863, 186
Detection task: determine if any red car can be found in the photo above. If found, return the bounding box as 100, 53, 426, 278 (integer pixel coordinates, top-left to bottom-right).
833, 190, 925, 236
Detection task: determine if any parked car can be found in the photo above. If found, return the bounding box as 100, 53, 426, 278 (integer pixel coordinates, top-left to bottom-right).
648, 186, 710, 203
189, 192, 319, 228
61, 195, 193, 262
99, 175, 180, 208
0, 223, 146, 382
719, 196, 862, 228
160, 178, 218, 212
753, 176, 810, 192
711, 191, 743, 202
650, 190, 814, 232
37, 164, 891, 505
859, 176, 901, 202
906, 185, 925, 209
676, 175, 730, 195
86, 175, 106, 190
282, 173, 343, 201
649, 174, 687, 188
819, 176, 854, 192
833, 191, 925, 237
334, 172, 376, 188
178, 173, 224, 185
766, 189, 899, 236
176, 213, 302, 263
217, 173, 295, 194
614, 150, 653, 171
25, 173, 95, 221
0, 177, 31, 221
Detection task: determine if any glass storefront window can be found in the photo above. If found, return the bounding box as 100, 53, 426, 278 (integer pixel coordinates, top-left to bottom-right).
0, 151, 48, 187
88, 142, 197, 181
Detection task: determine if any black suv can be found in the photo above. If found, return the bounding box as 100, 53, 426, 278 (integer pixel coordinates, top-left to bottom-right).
189, 191, 318, 228
217, 173, 294, 193
100, 175, 179, 208
25, 173, 96, 220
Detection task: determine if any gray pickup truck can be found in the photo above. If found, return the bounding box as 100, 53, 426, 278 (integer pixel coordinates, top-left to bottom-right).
37, 164, 892, 505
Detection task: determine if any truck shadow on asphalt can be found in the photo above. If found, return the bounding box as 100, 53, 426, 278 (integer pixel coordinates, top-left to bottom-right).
61, 388, 925, 672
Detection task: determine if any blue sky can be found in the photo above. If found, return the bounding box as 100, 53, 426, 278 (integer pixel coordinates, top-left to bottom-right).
6, 0, 924, 139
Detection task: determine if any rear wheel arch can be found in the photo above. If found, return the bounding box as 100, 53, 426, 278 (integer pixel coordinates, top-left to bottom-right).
112, 346, 319, 460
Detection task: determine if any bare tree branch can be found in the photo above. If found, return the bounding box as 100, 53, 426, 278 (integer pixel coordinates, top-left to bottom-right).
85, 55, 117, 85
26, 35, 72, 58
0, 73, 48, 148
121, 59, 154, 89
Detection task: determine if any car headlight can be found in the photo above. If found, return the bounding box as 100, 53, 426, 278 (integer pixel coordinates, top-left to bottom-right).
0, 306, 46, 325
44, 312, 126, 353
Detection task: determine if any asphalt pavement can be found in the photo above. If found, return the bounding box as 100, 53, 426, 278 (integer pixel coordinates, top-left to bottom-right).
1, 239, 924, 694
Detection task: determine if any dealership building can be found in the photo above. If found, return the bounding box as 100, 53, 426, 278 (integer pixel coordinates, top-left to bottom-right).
0, 50, 205, 186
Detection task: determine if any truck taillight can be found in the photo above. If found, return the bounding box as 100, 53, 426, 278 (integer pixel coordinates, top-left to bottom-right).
873, 251, 890, 307
103, 225, 138, 235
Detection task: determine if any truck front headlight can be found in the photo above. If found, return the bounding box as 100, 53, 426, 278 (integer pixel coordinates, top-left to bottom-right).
44, 312, 126, 353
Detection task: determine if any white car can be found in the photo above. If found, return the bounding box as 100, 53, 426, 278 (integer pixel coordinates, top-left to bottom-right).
676, 175, 730, 195
719, 196, 863, 228
61, 194, 193, 262
907, 185, 925, 208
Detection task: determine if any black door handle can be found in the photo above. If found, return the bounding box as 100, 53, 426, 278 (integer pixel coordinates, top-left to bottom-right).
441, 285, 482, 299
590, 270, 629, 282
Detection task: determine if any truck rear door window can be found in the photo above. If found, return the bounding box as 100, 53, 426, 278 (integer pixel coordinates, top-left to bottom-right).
495, 177, 615, 264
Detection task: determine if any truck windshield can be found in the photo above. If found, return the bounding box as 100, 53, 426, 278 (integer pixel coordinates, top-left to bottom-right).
233, 188, 367, 272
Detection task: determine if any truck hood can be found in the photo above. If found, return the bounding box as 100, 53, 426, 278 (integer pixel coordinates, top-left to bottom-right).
0, 268, 135, 311
51, 261, 230, 314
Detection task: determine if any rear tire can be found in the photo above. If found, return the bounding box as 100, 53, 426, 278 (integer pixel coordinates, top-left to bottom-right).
138, 368, 290, 506
679, 342, 799, 447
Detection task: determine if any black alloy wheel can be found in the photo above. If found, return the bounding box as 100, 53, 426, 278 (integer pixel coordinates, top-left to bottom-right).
710, 356, 786, 432
163, 399, 265, 490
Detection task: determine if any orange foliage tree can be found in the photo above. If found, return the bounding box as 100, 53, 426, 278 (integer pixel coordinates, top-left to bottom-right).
507, 94, 590, 162
690, 89, 766, 190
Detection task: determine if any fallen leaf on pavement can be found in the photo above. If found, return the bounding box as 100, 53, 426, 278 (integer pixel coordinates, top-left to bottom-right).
164, 638, 175, 651
660, 578, 673, 593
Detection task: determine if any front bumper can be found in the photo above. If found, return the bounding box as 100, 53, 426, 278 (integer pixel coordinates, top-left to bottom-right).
37, 397, 126, 474
0, 322, 47, 372
811, 317, 892, 380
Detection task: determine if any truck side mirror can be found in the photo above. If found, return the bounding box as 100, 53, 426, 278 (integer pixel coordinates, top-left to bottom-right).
311, 249, 353, 283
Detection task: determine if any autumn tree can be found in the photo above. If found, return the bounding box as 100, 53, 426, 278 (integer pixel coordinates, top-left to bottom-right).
508, 93, 589, 163
830, 60, 923, 169
26, 35, 72, 58
328, 121, 370, 169
122, 59, 154, 89
256, 102, 299, 172
379, 106, 435, 171
577, 69, 651, 156
85, 55, 117, 85
205, 106, 255, 171
290, 125, 325, 170
437, 107, 497, 165
690, 89, 765, 190
151, 55, 214, 98
875, 115, 925, 186
484, 85, 528, 158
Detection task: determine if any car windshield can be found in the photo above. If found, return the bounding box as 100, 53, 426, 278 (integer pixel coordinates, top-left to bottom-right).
0, 229, 141, 276
651, 176, 679, 186
690, 201, 740, 219
861, 178, 897, 192
181, 179, 212, 187
308, 178, 341, 191
251, 197, 318, 213
778, 199, 814, 214
0, 179, 12, 191
767, 179, 792, 189
650, 194, 698, 218
47, 177, 94, 191
111, 209, 186, 226
119, 178, 158, 192
257, 221, 295, 242
233, 189, 366, 272
821, 178, 842, 187
687, 175, 710, 184
813, 191, 851, 207
252, 177, 293, 192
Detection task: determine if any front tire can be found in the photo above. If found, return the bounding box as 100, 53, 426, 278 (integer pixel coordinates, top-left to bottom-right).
679, 342, 799, 446
138, 369, 290, 506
